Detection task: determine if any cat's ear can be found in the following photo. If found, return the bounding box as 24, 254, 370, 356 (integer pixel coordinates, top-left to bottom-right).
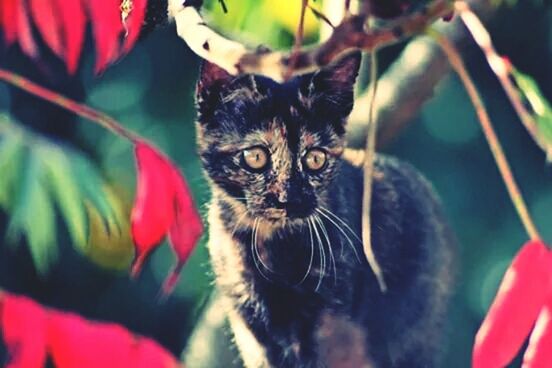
196, 61, 234, 105
299, 51, 361, 117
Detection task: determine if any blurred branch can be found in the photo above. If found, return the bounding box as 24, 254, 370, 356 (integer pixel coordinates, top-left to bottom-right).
455, 1, 552, 159
0, 69, 139, 143
168, 0, 452, 81
347, 0, 494, 148
434, 31, 541, 242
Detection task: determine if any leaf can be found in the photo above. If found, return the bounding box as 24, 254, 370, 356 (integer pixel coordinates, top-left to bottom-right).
16, 1, 38, 58
47, 313, 135, 368
473, 240, 552, 368
29, 0, 63, 57
7, 151, 57, 275
122, 0, 148, 53
131, 141, 176, 276
71, 153, 120, 230
0, 131, 25, 210
52, 0, 86, 74
510, 68, 552, 160
85, 0, 125, 73
40, 144, 87, 251
1, 294, 48, 368
1, 0, 18, 45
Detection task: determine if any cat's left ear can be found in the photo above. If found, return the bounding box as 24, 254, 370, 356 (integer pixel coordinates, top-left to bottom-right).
299, 51, 361, 117
196, 61, 234, 109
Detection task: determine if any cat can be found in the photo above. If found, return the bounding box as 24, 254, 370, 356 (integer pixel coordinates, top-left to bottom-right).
195, 51, 455, 368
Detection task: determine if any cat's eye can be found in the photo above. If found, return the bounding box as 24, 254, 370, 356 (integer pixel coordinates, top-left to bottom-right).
304, 148, 327, 172
243, 146, 269, 171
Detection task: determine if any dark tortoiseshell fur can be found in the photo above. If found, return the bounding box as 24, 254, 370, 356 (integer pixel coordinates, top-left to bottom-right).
195, 53, 455, 368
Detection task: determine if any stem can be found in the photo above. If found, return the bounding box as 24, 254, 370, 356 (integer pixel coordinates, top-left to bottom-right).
455, 1, 548, 157
0, 68, 139, 143
362, 49, 387, 292
285, 0, 309, 80
433, 32, 541, 242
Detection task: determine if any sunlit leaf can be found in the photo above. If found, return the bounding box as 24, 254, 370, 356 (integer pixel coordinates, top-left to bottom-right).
0, 127, 24, 210
7, 152, 57, 274
510, 68, 552, 160
41, 144, 87, 251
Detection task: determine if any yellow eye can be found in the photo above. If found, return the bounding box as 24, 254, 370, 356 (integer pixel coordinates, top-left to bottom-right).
243, 147, 269, 171
304, 149, 327, 171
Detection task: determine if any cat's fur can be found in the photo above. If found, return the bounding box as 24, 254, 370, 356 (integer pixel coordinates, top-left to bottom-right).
195, 52, 455, 367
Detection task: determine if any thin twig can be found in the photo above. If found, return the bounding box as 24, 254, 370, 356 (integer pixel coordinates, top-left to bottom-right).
285, 0, 310, 81
362, 49, 387, 293
455, 1, 550, 158
0, 68, 139, 143
433, 31, 541, 242
308, 4, 335, 29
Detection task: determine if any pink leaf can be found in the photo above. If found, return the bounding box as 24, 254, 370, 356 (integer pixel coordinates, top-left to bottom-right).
47, 313, 134, 368
162, 165, 204, 296
2, 0, 18, 45
84, 0, 124, 73
131, 141, 177, 276
16, 2, 38, 59
53, 0, 86, 74
122, 0, 147, 53
1, 294, 48, 368
29, 0, 63, 57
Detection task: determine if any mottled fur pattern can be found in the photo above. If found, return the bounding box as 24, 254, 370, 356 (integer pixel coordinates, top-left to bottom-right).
195, 53, 455, 367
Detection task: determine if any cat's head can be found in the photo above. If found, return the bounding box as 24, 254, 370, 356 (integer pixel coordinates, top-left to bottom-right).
195, 52, 360, 227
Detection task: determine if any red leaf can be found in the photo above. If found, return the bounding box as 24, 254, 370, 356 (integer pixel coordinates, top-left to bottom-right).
132, 338, 179, 368
523, 295, 552, 367
52, 0, 86, 74
16, 2, 38, 59
162, 165, 204, 295
1, 294, 48, 368
122, 0, 147, 53
131, 141, 177, 276
29, 0, 63, 57
47, 312, 135, 368
1, 0, 18, 45
84, 0, 124, 73
473, 240, 552, 368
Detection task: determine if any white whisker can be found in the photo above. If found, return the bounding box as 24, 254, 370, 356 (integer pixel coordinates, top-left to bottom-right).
311, 217, 326, 292
315, 214, 337, 285
316, 208, 362, 263
297, 219, 315, 285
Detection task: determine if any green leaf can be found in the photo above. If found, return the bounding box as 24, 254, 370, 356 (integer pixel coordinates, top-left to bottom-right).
510, 68, 552, 160
39, 144, 88, 251
7, 151, 57, 274
0, 131, 24, 210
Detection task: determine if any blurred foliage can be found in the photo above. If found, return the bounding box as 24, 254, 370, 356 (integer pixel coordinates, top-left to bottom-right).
203, 0, 322, 48
0, 116, 126, 274
0, 0, 550, 367
510, 67, 552, 160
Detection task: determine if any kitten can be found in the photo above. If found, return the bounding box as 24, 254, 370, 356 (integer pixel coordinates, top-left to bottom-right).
195, 52, 455, 368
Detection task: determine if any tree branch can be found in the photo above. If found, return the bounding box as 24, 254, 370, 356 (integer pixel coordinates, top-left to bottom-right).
168, 0, 453, 81
347, 0, 494, 148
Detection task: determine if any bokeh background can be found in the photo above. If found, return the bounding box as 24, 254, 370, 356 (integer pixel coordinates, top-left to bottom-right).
0, 0, 551, 367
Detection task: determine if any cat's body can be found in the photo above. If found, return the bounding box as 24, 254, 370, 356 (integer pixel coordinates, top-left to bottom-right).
195, 53, 455, 367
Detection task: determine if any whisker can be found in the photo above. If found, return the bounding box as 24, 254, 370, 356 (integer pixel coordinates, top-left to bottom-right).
319, 207, 363, 243
315, 214, 337, 285
251, 218, 270, 281
311, 217, 326, 292
297, 218, 315, 285
316, 208, 362, 264
254, 219, 275, 272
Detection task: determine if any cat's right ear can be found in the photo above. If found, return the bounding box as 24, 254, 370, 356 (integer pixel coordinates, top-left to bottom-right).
196, 61, 234, 107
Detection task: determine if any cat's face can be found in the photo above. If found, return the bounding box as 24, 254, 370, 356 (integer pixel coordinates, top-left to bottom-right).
195, 53, 360, 226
